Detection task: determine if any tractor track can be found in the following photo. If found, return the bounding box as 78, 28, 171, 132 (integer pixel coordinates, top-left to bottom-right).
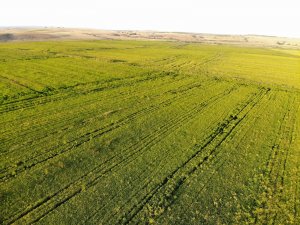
81, 90, 243, 224
0, 80, 217, 181
2, 84, 239, 225
121, 88, 269, 224
0, 76, 202, 152
0, 71, 177, 114
253, 94, 299, 224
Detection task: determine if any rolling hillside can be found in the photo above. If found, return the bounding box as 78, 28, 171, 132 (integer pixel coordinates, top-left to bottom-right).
0, 40, 300, 224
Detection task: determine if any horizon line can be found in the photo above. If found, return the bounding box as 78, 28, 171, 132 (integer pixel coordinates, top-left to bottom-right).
1, 26, 300, 39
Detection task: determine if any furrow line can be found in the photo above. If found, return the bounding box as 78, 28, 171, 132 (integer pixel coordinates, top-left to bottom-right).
81, 87, 268, 224
122, 88, 268, 224
0, 91, 176, 180
0, 71, 174, 114
254, 94, 298, 224
0, 77, 205, 148
271, 97, 299, 224
0, 74, 40, 93
294, 168, 299, 221
102, 117, 234, 225
0, 79, 216, 180
81, 91, 239, 224
3, 85, 238, 225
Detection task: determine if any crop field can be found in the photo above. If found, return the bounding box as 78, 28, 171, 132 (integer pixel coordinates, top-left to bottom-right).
0, 40, 300, 224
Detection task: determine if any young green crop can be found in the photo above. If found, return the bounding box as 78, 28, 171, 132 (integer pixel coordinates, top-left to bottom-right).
0, 40, 299, 224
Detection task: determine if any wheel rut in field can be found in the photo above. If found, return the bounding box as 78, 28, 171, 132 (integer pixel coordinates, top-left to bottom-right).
0, 76, 206, 148
85, 87, 269, 225
253, 94, 299, 224
0, 71, 177, 114
0, 80, 216, 181
3, 84, 239, 225
120, 88, 269, 224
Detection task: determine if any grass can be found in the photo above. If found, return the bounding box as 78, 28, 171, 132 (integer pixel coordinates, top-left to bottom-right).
0, 40, 299, 224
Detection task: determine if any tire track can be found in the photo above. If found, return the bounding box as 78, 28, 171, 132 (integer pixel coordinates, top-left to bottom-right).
0, 74, 41, 93
0, 74, 171, 137
85, 97, 245, 225
253, 94, 298, 224
175, 91, 275, 224
86, 87, 268, 225
0, 73, 192, 155
0, 80, 216, 181
0, 70, 175, 114
3, 84, 239, 225
82, 84, 248, 224
120, 88, 269, 224
294, 167, 299, 222
270, 97, 299, 225
0, 75, 196, 151
165, 53, 223, 75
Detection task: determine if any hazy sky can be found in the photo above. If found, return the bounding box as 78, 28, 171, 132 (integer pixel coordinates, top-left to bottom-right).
1, 0, 300, 37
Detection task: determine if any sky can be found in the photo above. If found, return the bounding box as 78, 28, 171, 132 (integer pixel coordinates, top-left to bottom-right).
1, 0, 300, 38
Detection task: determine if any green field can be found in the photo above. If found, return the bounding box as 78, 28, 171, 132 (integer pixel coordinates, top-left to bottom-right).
0, 40, 300, 224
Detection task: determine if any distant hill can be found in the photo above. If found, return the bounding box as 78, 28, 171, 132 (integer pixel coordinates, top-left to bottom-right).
1, 27, 300, 49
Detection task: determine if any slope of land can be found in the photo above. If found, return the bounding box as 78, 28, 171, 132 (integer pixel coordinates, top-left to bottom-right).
0, 40, 299, 224
1, 27, 300, 49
